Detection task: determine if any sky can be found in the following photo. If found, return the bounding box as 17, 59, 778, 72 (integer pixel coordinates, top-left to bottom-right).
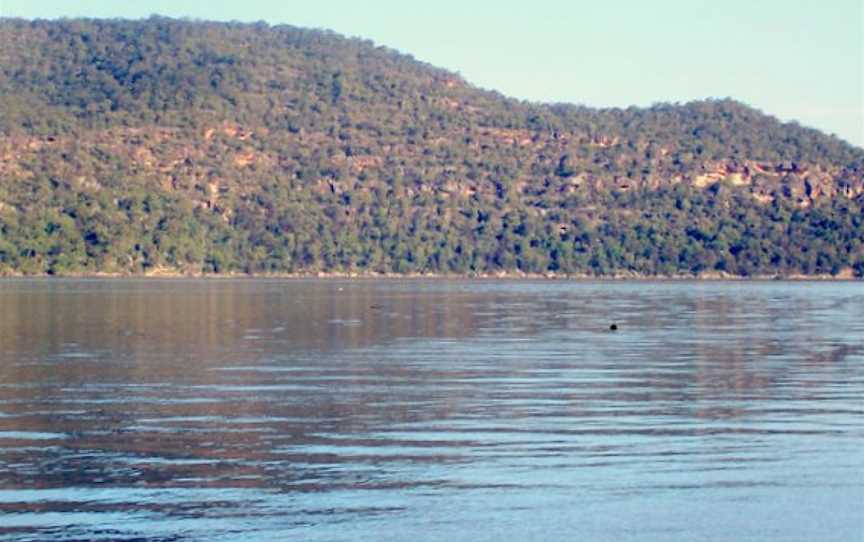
2, 0, 863, 147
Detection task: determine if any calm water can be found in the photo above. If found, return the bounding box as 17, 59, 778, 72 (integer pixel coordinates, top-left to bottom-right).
0, 279, 862, 541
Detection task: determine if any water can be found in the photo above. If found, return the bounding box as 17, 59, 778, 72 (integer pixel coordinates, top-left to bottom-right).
0, 279, 862, 541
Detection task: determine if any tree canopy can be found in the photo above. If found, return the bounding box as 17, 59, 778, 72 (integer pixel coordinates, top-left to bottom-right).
1, 17, 862, 277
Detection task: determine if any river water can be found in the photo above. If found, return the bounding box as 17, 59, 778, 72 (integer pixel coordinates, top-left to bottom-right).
0, 279, 861, 541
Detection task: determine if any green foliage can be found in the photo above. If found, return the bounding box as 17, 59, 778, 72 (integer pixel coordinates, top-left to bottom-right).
0, 17, 862, 277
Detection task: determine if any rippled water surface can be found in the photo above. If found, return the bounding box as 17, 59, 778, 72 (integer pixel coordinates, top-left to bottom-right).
0, 279, 862, 541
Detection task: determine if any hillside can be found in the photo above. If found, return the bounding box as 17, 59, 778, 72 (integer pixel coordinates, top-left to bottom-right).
1, 17, 862, 277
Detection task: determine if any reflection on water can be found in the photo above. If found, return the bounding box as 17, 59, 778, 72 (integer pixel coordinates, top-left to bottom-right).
0, 279, 862, 541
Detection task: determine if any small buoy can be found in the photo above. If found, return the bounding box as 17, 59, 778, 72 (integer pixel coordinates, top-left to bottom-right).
609, 323, 618, 331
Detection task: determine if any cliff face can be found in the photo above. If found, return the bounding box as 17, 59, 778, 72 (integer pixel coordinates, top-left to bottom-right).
0, 18, 862, 277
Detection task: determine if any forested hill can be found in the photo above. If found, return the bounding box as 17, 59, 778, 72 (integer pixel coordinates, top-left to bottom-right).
1, 18, 863, 277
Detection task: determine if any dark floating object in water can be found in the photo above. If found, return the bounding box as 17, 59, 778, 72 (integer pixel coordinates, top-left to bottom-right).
610, 323, 618, 331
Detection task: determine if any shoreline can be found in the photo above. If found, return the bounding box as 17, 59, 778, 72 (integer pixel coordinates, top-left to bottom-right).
0, 270, 860, 281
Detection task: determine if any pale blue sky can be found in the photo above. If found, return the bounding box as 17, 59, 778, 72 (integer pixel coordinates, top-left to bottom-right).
2, 0, 862, 147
